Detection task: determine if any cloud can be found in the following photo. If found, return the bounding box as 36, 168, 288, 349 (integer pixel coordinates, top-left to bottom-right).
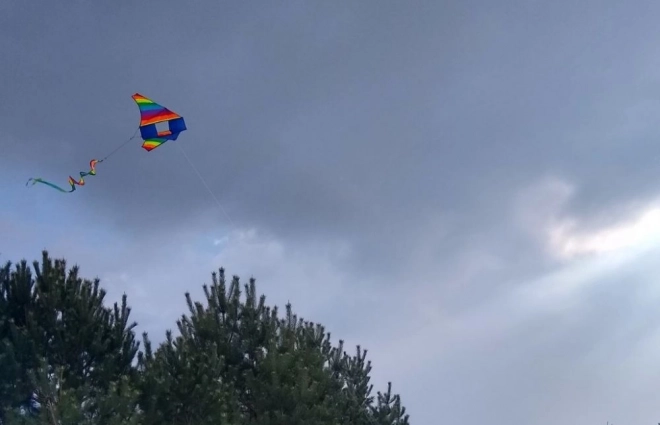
514, 175, 660, 261
550, 206, 660, 259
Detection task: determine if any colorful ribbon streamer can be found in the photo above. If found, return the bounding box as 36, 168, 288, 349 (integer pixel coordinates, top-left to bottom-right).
26, 159, 101, 193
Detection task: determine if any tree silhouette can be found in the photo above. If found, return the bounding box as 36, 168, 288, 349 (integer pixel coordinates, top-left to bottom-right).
1, 251, 410, 424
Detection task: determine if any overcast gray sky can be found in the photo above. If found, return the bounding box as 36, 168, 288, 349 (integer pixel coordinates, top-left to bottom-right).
4, 1, 660, 423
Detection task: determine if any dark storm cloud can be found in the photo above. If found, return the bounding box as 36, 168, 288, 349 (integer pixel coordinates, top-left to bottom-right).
4, 1, 660, 270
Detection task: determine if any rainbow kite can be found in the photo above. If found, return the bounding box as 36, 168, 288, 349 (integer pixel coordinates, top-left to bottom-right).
132, 93, 187, 152
26, 93, 187, 193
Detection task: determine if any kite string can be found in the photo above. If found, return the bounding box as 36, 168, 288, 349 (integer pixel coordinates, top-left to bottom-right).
175, 142, 235, 229
99, 128, 140, 162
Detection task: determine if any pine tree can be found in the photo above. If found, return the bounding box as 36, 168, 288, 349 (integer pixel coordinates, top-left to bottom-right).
138, 267, 410, 425
1, 252, 412, 424
0, 251, 141, 424
371, 382, 410, 425
137, 330, 236, 425
330, 342, 374, 425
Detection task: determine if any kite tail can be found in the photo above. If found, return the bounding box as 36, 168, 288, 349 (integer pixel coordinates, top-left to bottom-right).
26, 159, 101, 193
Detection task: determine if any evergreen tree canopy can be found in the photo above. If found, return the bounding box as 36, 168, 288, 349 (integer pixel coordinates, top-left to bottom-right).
0, 251, 410, 425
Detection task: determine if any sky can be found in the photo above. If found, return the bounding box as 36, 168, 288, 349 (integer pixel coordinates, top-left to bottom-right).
3, 1, 660, 423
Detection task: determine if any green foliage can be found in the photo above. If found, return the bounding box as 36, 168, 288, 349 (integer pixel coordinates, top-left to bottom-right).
0, 252, 140, 424
1, 251, 410, 425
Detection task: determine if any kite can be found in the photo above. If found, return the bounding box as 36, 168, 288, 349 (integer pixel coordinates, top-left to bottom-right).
132, 93, 187, 152
26, 93, 187, 193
